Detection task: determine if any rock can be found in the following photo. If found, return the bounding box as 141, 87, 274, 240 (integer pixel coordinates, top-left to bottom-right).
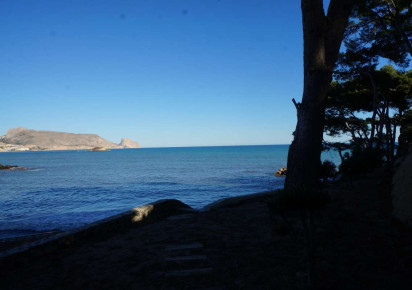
275, 167, 287, 176
0, 164, 18, 170
392, 152, 412, 227
119, 138, 140, 148
89, 147, 107, 152
0, 164, 26, 170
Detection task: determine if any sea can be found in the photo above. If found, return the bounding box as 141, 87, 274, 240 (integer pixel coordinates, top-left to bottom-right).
0, 145, 340, 239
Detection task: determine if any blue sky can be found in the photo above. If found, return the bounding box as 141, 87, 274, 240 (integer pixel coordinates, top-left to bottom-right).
0, 0, 330, 147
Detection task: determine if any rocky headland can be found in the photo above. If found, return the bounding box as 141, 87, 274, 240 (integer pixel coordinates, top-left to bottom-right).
119, 138, 141, 148
0, 127, 140, 152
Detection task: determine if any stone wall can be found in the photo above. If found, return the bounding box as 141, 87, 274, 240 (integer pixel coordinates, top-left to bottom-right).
0, 199, 192, 263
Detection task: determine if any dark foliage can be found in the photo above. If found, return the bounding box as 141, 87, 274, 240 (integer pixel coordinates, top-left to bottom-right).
339, 147, 383, 175
320, 160, 337, 179
345, 0, 411, 68
323, 0, 411, 168
325, 65, 411, 165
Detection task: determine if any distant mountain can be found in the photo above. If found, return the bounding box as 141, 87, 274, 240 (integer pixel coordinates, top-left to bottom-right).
0, 127, 140, 151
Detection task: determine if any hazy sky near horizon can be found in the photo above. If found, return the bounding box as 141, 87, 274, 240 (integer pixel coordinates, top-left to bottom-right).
1, 0, 331, 147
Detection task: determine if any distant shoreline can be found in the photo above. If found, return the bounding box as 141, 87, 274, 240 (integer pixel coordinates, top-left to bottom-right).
137, 144, 290, 149
0, 127, 140, 152
0, 144, 290, 153
0, 147, 136, 153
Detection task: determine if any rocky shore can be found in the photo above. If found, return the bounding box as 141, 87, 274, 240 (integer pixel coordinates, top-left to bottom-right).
275, 167, 287, 176
1, 170, 412, 289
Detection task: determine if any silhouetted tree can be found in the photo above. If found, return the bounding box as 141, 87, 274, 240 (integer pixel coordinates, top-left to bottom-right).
282, 2, 410, 288
286, 0, 411, 190
330, 0, 411, 162
325, 66, 411, 164
285, 0, 356, 190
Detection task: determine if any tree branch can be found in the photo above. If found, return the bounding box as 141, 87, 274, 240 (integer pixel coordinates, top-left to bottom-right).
292, 98, 301, 110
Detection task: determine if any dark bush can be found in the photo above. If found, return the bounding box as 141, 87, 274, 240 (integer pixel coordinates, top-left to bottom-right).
339, 147, 383, 175
319, 160, 337, 179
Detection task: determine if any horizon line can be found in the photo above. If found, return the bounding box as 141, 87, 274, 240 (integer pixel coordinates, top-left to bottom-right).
136, 144, 291, 149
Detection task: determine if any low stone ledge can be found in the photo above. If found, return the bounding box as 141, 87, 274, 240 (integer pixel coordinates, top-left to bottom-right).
0, 199, 192, 262
202, 191, 275, 211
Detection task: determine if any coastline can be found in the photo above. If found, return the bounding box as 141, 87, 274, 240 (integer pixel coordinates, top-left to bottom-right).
0, 146, 287, 240
0, 191, 275, 257
0, 144, 288, 153
0, 147, 137, 153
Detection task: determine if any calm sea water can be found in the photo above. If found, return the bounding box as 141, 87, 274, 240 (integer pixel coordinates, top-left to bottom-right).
0, 145, 340, 238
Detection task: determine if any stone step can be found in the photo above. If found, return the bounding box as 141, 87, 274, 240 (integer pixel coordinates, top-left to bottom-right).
164, 255, 207, 262
166, 214, 194, 221
164, 267, 213, 277
178, 207, 199, 213
164, 255, 209, 268
0, 231, 60, 243
165, 243, 203, 251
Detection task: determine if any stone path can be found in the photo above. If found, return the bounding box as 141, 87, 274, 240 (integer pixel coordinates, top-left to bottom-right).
152, 214, 216, 289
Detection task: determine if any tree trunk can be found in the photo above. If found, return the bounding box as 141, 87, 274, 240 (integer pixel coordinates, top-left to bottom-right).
391, 123, 397, 161
300, 211, 316, 288
367, 72, 379, 149
285, 0, 355, 190
344, 118, 358, 142
286, 72, 331, 189
338, 147, 344, 163
377, 103, 388, 151
385, 119, 392, 162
